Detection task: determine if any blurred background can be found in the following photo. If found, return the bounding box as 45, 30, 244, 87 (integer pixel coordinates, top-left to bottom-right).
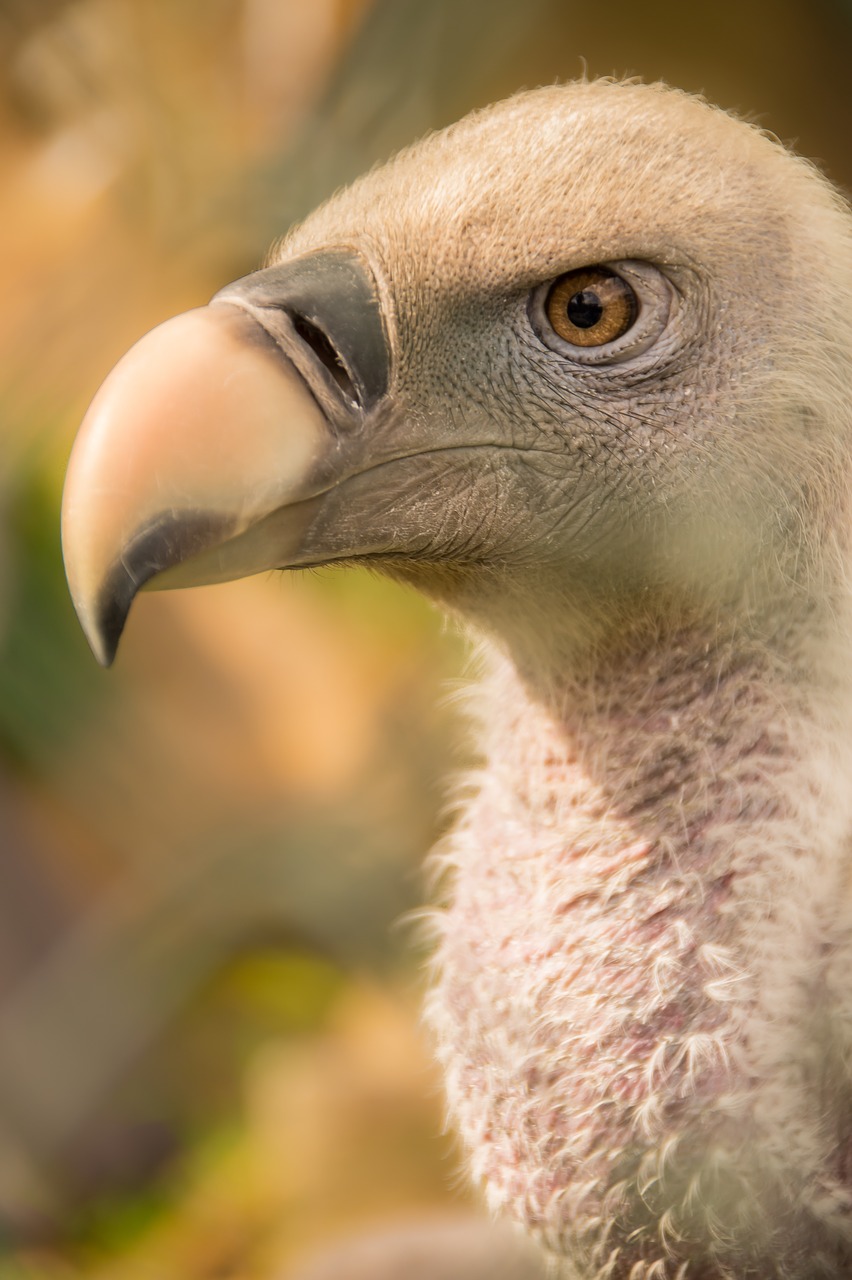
1, 0, 851, 1275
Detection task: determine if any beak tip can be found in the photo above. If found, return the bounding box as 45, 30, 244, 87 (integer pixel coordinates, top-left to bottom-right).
75, 598, 124, 668
89, 629, 118, 669
65, 569, 130, 669
95, 575, 139, 667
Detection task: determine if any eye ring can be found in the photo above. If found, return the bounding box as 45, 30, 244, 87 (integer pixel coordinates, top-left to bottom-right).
529, 260, 674, 365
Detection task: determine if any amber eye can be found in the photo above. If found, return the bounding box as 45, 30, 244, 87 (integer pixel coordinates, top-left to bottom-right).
544, 267, 638, 347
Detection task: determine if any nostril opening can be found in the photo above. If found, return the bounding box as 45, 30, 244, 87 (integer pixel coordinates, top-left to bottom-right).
291, 313, 358, 405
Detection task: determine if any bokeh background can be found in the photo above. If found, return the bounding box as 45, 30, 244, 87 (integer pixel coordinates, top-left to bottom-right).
1, 0, 851, 1275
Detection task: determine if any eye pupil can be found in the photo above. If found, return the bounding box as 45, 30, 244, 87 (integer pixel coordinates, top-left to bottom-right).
566, 289, 603, 330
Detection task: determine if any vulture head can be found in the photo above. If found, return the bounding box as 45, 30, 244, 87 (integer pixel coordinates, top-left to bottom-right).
62, 82, 852, 1278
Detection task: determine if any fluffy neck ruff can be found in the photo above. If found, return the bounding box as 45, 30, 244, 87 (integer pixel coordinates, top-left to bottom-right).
427, 604, 852, 1280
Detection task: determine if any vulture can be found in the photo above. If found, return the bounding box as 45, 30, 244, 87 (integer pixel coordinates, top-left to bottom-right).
61, 81, 852, 1279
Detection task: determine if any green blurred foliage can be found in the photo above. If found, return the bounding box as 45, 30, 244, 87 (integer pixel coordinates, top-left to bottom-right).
0, 467, 104, 772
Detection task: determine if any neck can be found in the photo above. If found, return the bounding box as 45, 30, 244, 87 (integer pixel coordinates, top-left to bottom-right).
429, 591, 852, 1277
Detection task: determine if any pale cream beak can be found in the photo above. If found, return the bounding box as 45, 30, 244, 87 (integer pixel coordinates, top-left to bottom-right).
61, 303, 331, 666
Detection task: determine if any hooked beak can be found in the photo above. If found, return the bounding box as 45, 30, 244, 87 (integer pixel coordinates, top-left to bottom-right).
61, 250, 392, 666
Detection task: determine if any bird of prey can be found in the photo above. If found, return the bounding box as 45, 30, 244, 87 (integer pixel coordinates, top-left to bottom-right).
62, 82, 852, 1279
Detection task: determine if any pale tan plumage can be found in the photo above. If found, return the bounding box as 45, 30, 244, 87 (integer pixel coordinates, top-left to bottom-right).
61, 82, 852, 1278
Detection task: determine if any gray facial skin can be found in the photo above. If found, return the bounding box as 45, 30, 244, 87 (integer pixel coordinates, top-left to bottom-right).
63, 82, 852, 1279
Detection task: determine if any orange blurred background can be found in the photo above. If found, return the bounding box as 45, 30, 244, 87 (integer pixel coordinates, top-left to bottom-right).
1, 1, 851, 1276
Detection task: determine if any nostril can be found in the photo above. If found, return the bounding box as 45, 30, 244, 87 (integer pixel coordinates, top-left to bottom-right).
214, 249, 390, 410
291, 312, 358, 405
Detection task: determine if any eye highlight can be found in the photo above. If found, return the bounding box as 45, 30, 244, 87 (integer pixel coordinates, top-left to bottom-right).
545, 267, 637, 347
